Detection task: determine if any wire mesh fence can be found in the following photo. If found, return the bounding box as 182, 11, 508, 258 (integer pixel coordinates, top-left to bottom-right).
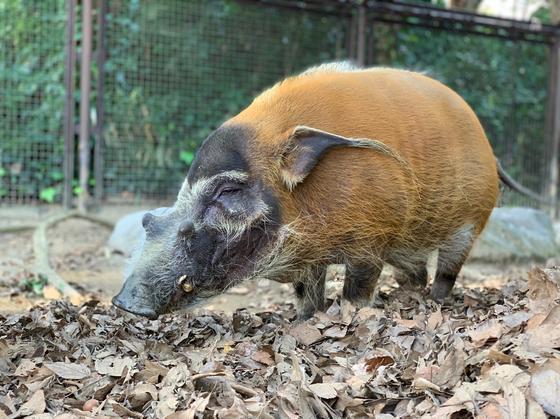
0, 0, 557, 210
0, 0, 67, 204
102, 0, 350, 203
369, 22, 551, 207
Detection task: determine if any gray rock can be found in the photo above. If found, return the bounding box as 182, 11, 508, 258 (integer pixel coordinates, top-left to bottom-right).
108, 207, 172, 256
470, 207, 559, 262
108, 207, 174, 281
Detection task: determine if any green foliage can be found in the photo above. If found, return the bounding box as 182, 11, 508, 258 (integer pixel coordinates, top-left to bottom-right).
39, 187, 57, 203
0, 0, 66, 203
0, 0, 551, 204
20, 274, 48, 296
180, 151, 195, 166
373, 24, 548, 197
101, 0, 350, 198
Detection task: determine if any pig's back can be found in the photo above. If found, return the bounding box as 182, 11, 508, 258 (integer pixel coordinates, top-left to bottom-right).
233, 66, 499, 251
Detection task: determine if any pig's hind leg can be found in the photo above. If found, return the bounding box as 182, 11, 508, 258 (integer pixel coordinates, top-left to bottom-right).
431, 224, 475, 302
343, 262, 382, 307
393, 259, 428, 290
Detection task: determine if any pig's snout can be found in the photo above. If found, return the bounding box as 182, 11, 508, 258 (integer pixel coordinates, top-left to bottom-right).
112, 277, 158, 319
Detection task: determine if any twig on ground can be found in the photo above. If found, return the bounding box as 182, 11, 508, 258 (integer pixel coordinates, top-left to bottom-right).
190, 372, 227, 381
0, 224, 36, 233
31, 211, 114, 302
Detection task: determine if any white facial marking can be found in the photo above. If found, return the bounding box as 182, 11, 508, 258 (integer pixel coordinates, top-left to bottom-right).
175, 170, 249, 216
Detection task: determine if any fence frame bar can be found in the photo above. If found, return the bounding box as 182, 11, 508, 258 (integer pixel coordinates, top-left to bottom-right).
63, 0, 76, 209
357, 5, 366, 66
78, 0, 93, 212
93, 0, 107, 206
546, 38, 560, 217
248, 0, 558, 44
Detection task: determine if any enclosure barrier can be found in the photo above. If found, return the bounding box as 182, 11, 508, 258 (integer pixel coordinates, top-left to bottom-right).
0, 0, 558, 216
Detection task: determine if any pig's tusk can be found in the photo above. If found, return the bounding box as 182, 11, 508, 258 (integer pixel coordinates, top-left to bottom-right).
178, 275, 193, 292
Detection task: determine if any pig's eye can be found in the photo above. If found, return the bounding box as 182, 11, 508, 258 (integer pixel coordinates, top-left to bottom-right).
214, 183, 243, 201
218, 186, 241, 197
210, 182, 246, 216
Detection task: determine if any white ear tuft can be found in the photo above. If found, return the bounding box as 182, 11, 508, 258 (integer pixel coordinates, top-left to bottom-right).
280, 167, 305, 191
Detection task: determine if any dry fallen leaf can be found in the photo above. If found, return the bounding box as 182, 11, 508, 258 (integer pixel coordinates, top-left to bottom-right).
112, 401, 143, 418
1, 269, 559, 418
17, 390, 45, 417
289, 322, 322, 346
479, 401, 506, 419
527, 267, 560, 315
526, 323, 560, 353
365, 356, 394, 373
167, 394, 211, 419
45, 362, 91, 380
412, 377, 440, 391
251, 347, 275, 366
426, 309, 443, 332
468, 319, 503, 347
433, 346, 465, 389
94, 356, 134, 377
128, 382, 158, 409
530, 360, 560, 417
14, 359, 36, 377
323, 324, 348, 338
309, 382, 338, 399
134, 360, 169, 383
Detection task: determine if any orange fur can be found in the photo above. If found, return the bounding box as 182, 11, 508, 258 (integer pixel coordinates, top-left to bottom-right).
226, 65, 499, 309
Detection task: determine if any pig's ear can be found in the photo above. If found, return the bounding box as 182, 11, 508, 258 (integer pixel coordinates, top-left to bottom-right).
280, 126, 371, 190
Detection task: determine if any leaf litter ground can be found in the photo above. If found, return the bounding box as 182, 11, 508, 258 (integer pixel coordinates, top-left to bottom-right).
1, 266, 560, 418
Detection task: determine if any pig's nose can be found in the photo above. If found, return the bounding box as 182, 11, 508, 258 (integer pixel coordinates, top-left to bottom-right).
112, 295, 157, 319
112, 277, 158, 319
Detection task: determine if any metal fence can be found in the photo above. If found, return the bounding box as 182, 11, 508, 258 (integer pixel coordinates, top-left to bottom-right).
102, 0, 349, 203
0, 0, 558, 212
0, 0, 67, 204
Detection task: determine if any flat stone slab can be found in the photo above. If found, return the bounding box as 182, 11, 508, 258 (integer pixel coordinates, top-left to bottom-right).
108, 207, 172, 256
470, 207, 559, 262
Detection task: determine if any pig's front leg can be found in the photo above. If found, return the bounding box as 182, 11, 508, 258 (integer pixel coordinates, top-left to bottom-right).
293, 266, 326, 320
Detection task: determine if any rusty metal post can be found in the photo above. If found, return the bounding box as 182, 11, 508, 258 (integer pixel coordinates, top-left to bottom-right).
94, 0, 107, 206
367, 14, 375, 66
357, 5, 366, 66
546, 38, 560, 218
63, 0, 76, 209
348, 9, 356, 60
78, 0, 93, 212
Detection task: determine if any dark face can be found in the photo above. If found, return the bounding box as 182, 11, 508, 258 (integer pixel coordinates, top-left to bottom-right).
112, 125, 281, 318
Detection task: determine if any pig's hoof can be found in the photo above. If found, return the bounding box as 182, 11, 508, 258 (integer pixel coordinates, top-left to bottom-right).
429, 285, 452, 303
295, 310, 316, 323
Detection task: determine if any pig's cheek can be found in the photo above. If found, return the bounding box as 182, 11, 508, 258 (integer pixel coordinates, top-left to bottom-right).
203, 205, 221, 224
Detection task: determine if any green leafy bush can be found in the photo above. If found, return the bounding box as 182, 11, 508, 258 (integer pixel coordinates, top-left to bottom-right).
0, 0, 550, 205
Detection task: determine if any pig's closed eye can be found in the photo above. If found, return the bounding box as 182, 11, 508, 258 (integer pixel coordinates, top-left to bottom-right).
214, 183, 243, 201
218, 186, 241, 197
210, 183, 246, 216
